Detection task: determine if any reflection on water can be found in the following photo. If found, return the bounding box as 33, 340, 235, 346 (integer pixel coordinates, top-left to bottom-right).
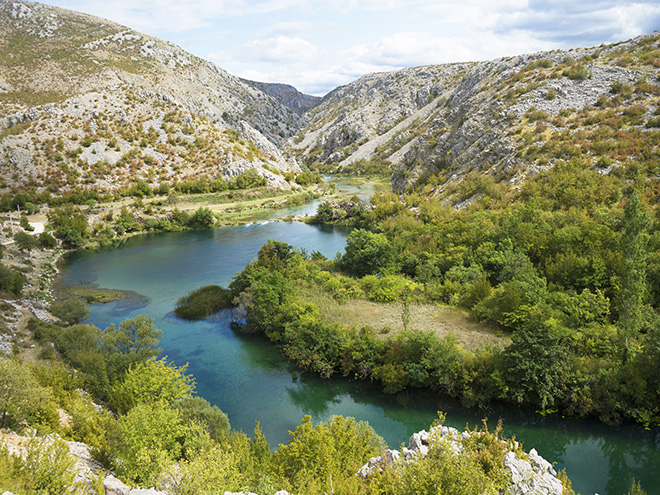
59, 216, 660, 495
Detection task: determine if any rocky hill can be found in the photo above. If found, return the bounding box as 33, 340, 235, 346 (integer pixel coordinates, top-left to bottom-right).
290, 33, 660, 203
0, 0, 305, 195
242, 79, 321, 115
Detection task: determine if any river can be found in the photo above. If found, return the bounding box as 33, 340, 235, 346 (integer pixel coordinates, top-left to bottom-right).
59, 185, 660, 495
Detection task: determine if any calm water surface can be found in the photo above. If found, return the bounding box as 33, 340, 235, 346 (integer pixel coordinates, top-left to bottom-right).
60, 218, 660, 495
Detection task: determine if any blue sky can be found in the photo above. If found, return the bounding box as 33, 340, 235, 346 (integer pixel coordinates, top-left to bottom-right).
42, 0, 660, 95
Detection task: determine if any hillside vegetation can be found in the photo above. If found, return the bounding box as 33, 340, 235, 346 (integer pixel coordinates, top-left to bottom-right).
0, 0, 310, 202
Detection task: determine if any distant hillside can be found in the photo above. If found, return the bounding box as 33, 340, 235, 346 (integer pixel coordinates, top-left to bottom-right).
0, 0, 304, 195
290, 33, 660, 204
242, 79, 321, 115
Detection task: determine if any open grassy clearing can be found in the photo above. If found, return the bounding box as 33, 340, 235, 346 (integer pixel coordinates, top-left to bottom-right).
305, 288, 510, 352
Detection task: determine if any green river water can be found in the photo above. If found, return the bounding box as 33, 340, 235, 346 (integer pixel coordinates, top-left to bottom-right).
59, 185, 660, 495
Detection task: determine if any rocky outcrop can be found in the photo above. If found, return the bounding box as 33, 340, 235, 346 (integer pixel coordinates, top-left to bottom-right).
358, 425, 564, 495
242, 80, 321, 115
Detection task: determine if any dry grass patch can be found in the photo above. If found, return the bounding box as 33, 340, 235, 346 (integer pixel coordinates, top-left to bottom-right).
312, 295, 510, 352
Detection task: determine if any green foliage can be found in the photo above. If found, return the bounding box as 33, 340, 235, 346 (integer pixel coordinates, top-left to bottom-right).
101, 314, 163, 379
47, 205, 88, 248
340, 228, 397, 276
13, 231, 39, 253
0, 265, 26, 296
172, 444, 248, 494
314, 201, 334, 223
271, 415, 385, 493
50, 298, 90, 325
0, 358, 56, 429
504, 309, 568, 409
563, 64, 592, 80
175, 285, 233, 320
112, 401, 188, 486
374, 435, 503, 495
360, 274, 415, 303
172, 397, 230, 440
0, 435, 85, 495
38, 231, 57, 249
188, 206, 216, 230
110, 357, 195, 414
617, 191, 651, 362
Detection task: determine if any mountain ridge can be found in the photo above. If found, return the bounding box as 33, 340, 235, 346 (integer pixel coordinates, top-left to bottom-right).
290, 33, 660, 204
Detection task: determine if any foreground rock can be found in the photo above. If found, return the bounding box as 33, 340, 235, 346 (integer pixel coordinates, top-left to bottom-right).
358, 425, 564, 495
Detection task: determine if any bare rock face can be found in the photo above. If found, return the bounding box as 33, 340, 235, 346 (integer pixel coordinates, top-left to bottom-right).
242, 80, 321, 115
357, 425, 565, 495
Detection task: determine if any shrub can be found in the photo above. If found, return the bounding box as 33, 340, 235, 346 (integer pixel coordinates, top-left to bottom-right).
113, 402, 188, 486
110, 357, 195, 414
174, 285, 233, 320
340, 229, 397, 277
271, 415, 385, 493
172, 397, 230, 440
38, 232, 57, 249
564, 65, 592, 80
0, 358, 56, 429
0, 435, 85, 495
50, 298, 90, 325
0, 266, 26, 296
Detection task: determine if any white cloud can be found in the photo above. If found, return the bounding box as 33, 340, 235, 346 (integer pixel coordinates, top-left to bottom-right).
43, 0, 660, 95
238, 36, 320, 63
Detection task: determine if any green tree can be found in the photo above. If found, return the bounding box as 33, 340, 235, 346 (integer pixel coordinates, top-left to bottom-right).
340, 228, 397, 277
504, 309, 568, 409
188, 207, 216, 229
0, 266, 26, 296
38, 231, 57, 249
617, 191, 651, 362
50, 298, 90, 326
47, 205, 88, 248
173, 444, 247, 495
101, 314, 163, 378
20, 435, 84, 494
272, 415, 385, 493
111, 357, 195, 414
314, 202, 333, 223
172, 397, 230, 440
13, 231, 39, 253
113, 401, 188, 486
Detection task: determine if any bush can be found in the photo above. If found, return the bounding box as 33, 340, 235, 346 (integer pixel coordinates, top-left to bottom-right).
113, 401, 188, 486
38, 231, 57, 249
188, 207, 216, 230
174, 285, 233, 320
340, 228, 397, 277
271, 415, 385, 494
563, 64, 592, 80
172, 397, 230, 440
50, 298, 90, 325
110, 357, 195, 414
0, 358, 56, 429
0, 435, 85, 495
0, 266, 26, 296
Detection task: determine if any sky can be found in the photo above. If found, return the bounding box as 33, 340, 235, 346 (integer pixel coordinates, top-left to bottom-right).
42, 0, 660, 96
